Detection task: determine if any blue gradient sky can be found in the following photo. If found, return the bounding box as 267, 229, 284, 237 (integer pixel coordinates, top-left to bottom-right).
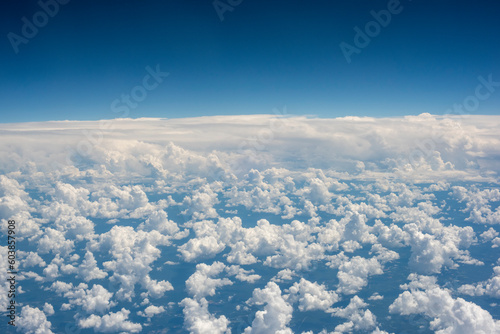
1, 0, 499, 122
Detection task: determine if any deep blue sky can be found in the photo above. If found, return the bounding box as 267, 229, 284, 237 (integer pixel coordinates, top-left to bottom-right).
1, 0, 499, 122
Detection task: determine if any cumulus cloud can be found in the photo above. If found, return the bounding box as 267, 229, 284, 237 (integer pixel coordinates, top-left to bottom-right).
452, 186, 500, 225
50, 282, 115, 313
459, 265, 500, 298
88, 225, 172, 300
286, 278, 339, 311
138, 209, 179, 234
245, 282, 293, 334
272, 269, 296, 283
2, 114, 500, 181
37, 228, 74, 257
77, 251, 108, 282
185, 262, 233, 299
327, 254, 384, 295
180, 297, 230, 334
328, 296, 377, 333
17, 306, 53, 334
79, 308, 142, 333
137, 305, 165, 319
1, 115, 500, 333
390, 274, 500, 333
226, 265, 261, 283
481, 227, 499, 242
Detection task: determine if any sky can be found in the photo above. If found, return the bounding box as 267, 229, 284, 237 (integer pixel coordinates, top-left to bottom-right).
1, 0, 499, 123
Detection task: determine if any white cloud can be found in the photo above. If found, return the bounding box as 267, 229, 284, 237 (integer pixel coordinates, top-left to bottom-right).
50, 282, 115, 313
185, 262, 233, 299
77, 251, 108, 282
390, 274, 500, 333
37, 228, 74, 256
3, 115, 500, 181
1, 115, 500, 333
327, 255, 384, 295
88, 225, 172, 300
20, 251, 47, 268
138, 209, 179, 234
79, 308, 142, 333
180, 297, 230, 334
17, 306, 53, 334
179, 235, 226, 262
287, 278, 339, 311
328, 296, 377, 333
452, 186, 500, 225
272, 269, 296, 283
245, 282, 293, 334
368, 293, 383, 301
226, 265, 261, 283
43, 303, 55, 316
182, 184, 219, 220
137, 305, 165, 319
459, 265, 500, 298
402, 221, 477, 274
481, 227, 499, 242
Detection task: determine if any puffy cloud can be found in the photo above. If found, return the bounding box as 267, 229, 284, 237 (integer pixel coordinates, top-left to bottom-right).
287, 278, 339, 311
180, 297, 230, 334
317, 212, 378, 253
182, 184, 219, 219
226, 265, 261, 283
481, 227, 499, 242
369, 243, 399, 263
224, 175, 284, 215
17, 306, 53, 334
244, 282, 293, 334
0, 176, 42, 240
452, 186, 500, 225
459, 265, 500, 298
79, 308, 142, 333
43, 262, 60, 281
43, 303, 55, 316
137, 305, 165, 319
37, 228, 74, 256
88, 225, 172, 300
328, 296, 377, 333
327, 254, 384, 295
402, 221, 477, 274
297, 177, 334, 204
2, 115, 500, 333
185, 262, 233, 299
138, 209, 179, 234
368, 293, 383, 301
4, 115, 500, 184
390, 274, 500, 333
20, 251, 46, 268
492, 237, 500, 248
50, 282, 115, 313
272, 269, 296, 283
179, 217, 323, 270
179, 235, 226, 262
77, 251, 107, 282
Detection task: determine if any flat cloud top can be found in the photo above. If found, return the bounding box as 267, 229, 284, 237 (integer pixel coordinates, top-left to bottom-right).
1, 113, 499, 182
